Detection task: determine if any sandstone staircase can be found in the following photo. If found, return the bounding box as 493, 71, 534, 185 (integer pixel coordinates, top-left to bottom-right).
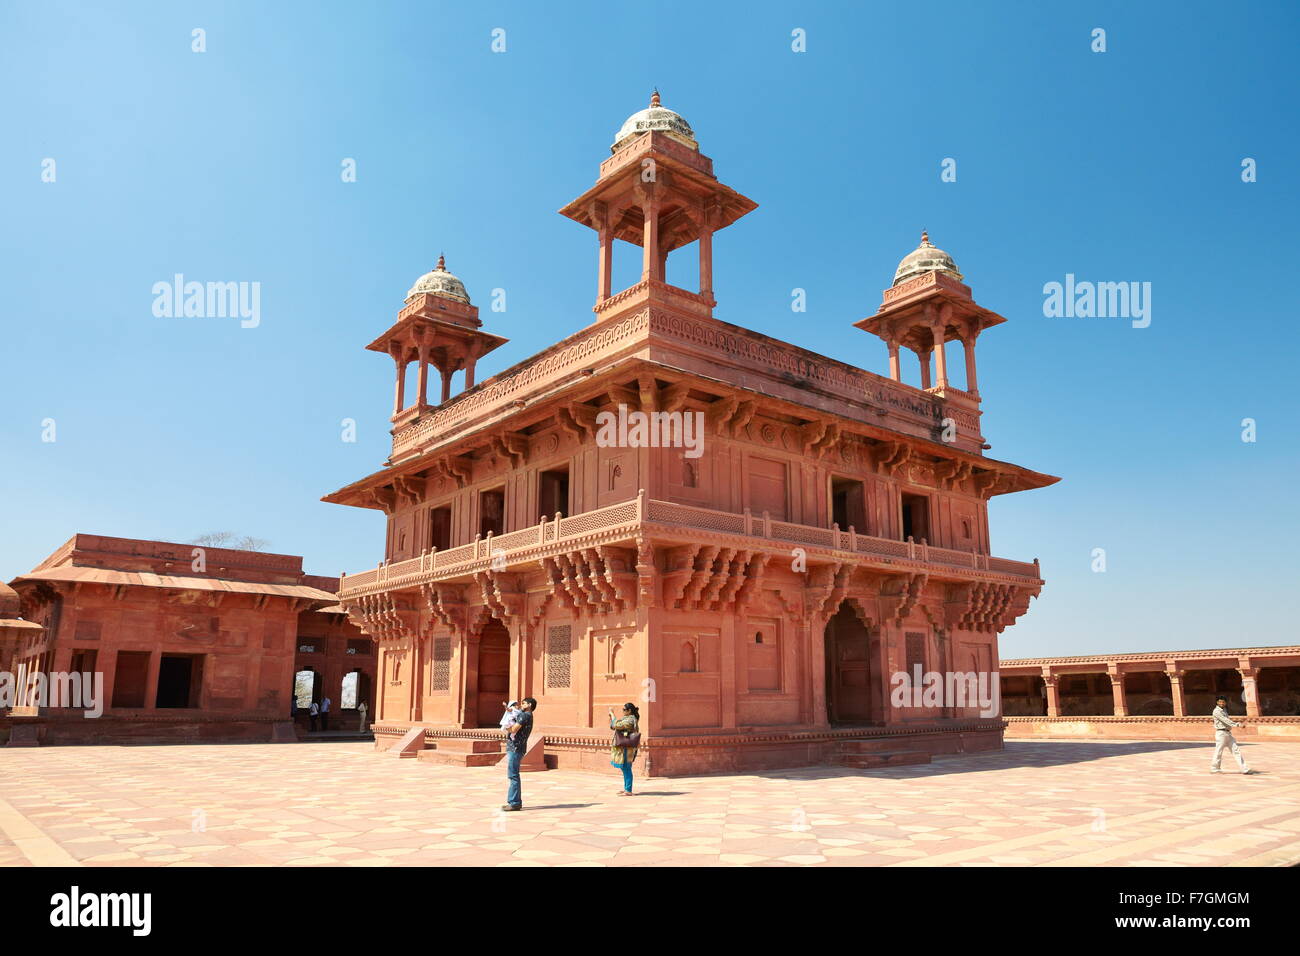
380, 728, 548, 771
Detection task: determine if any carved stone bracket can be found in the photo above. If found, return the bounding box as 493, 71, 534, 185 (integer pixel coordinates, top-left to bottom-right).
362, 486, 397, 514
490, 432, 529, 469
635, 538, 657, 608
430, 455, 473, 490
344, 591, 417, 643
881, 572, 928, 626
973, 470, 1014, 498
945, 581, 1034, 633
808, 562, 850, 620
393, 475, 423, 509
538, 548, 636, 616
475, 570, 526, 624
558, 402, 599, 441
422, 582, 467, 636
871, 440, 912, 476
934, 458, 974, 489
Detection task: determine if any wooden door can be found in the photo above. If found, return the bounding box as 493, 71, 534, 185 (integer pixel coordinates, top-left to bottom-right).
476, 621, 511, 727
826, 605, 872, 723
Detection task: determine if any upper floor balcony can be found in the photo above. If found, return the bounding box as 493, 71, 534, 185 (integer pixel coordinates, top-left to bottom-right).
338, 491, 1040, 600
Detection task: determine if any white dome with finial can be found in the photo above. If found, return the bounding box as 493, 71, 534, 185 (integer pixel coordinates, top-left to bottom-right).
612, 90, 697, 152
892, 231, 963, 287
405, 255, 471, 304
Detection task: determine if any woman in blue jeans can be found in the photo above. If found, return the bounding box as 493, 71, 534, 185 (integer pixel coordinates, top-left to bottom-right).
609, 702, 640, 795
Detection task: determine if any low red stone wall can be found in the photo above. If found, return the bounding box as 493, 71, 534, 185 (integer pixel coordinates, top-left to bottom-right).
1004, 716, 1300, 742
4, 714, 293, 746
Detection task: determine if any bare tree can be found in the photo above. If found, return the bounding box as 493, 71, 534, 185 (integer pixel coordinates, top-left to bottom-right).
189, 533, 269, 552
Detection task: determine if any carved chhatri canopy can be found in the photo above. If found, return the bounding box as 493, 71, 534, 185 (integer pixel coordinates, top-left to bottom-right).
856, 231, 1007, 397
559, 91, 758, 318
367, 255, 508, 418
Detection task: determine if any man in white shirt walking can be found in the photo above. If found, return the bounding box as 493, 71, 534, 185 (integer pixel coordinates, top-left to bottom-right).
1211, 694, 1254, 774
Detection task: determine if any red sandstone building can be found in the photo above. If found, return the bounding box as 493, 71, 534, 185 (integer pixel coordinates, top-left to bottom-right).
326, 94, 1059, 775
1001, 645, 1300, 741
2, 534, 374, 745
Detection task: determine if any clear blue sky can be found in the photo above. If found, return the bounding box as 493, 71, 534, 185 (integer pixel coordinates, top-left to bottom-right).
2, 1, 1297, 657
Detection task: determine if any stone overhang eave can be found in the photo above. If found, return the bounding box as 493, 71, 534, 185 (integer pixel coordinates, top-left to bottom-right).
322, 348, 1060, 510
1000, 645, 1300, 670
634, 358, 1061, 494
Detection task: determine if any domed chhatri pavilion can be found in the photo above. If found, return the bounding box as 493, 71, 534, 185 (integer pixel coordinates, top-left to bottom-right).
325, 93, 1059, 775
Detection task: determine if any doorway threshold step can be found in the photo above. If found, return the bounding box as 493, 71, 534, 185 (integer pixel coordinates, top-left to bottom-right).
837, 750, 932, 769
417, 748, 505, 768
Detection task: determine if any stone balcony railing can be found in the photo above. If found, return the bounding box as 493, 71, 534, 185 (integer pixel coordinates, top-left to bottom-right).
338, 491, 1040, 598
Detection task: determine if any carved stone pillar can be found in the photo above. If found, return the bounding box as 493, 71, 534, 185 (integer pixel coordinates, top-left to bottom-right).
1166, 666, 1186, 717
1108, 666, 1127, 716
640, 189, 660, 282
962, 336, 979, 395
887, 340, 901, 381
392, 353, 408, 415
1041, 670, 1059, 717
698, 224, 713, 297
416, 341, 430, 407
932, 326, 949, 388
1239, 660, 1261, 717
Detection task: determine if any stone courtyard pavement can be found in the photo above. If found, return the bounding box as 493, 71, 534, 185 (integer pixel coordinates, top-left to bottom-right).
1, 739, 1297, 867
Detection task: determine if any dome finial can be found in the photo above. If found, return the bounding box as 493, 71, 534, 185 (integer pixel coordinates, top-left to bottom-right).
891, 230, 962, 287
650, 88, 661, 108
436, 253, 446, 271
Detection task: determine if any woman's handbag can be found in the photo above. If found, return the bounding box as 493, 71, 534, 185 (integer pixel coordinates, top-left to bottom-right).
614, 729, 641, 748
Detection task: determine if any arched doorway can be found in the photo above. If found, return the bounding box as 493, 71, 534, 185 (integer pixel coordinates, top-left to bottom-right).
824, 603, 878, 724
475, 619, 511, 727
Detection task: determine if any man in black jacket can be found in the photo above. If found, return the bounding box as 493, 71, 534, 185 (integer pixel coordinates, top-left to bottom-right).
502, 698, 537, 811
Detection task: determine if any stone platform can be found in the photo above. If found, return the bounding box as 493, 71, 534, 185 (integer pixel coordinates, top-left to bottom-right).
371, 719, 1003, 776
